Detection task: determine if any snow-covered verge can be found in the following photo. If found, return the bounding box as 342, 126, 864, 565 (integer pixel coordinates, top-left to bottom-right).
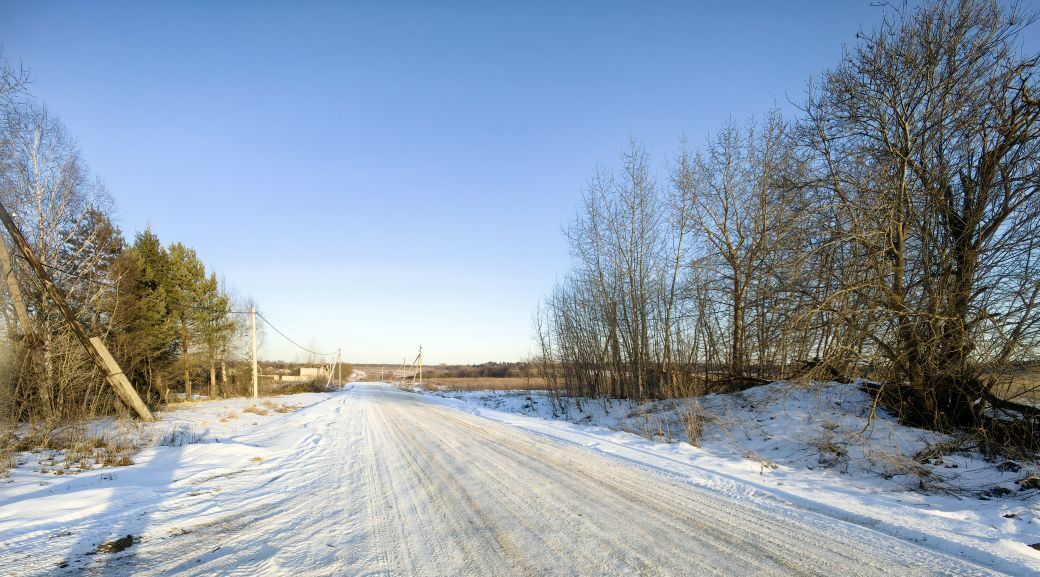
4, 392, 336, 476
419, 381, 1040, 576
0, 390, 343, 571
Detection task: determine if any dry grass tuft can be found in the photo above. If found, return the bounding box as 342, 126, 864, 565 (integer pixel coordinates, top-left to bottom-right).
103, 454, 134, 467
866, 449, 953, 493
0, 450, 12, 475
869, 449, 931, 478
913, 438, 971, 463
261, 401, 301, 414
813, 421, 849, 469
242, 405, 269, 416
636, 413, 672, 443
681, 402, 719, 447
742, 449, 779, 473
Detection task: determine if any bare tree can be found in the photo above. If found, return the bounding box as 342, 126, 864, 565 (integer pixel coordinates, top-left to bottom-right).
804, 0, 1040, 429
686, 111, 803, 385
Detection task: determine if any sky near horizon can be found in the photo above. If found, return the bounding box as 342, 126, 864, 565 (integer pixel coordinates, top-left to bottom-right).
3, 1, 1036, 364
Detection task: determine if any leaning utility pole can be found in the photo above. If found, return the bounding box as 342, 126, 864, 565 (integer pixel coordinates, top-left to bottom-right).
0, 236, 34, 343
417, 345, 422, 386
0, 202, 154, 420
250, 306, 259, 399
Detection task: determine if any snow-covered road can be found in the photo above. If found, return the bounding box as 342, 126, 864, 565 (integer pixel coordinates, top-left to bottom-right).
2, 384, 1009, 576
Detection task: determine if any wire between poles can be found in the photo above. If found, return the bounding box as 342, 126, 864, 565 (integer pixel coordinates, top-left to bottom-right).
11, 253, 251, 315
11, 251, 343, 355
256, 311, 338, 356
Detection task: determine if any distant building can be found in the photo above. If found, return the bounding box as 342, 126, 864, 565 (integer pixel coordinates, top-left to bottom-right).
264, 365, 331, 383
300, 365, 330, 379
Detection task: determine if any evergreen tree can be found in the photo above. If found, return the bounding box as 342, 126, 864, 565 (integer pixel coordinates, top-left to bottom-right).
112, 229, 178, 404
198, 273, 235, 398
59, 208, 125, 331
167, 242, 208, 400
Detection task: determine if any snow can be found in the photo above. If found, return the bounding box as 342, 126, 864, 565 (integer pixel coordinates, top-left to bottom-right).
348, 369, 367, 382
421, 381, 1040, 576
0, 392, 333, 575
0, 382, 1034, 575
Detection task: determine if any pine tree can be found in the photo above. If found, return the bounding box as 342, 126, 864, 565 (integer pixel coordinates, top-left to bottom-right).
112, 229, 178, 404
198, 272, 234, 398
60, 208, 125, 331
166, 243, 208, 401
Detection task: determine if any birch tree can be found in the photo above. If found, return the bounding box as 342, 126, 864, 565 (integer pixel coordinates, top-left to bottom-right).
0, 102, 118, 421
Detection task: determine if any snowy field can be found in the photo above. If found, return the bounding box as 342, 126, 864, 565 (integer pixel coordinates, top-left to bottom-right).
0, 382, 1032, 575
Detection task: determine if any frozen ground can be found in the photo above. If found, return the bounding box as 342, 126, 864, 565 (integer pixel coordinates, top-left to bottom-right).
0, 383, 1032, 576
425, 381, 1040, 575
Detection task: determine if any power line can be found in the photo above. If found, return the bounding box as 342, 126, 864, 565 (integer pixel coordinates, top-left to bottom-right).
11, 253, 250, 315
256, 311, 338, 356
11, 249, 343, 356
252, 310, 349, 342
14, 253, 119, 289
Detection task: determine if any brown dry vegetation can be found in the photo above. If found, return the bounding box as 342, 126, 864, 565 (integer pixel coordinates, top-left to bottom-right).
353, 362, 543, 392
414, 377, 547, 392
5, 429, 140, 475
262, 400, 302, 413
993, 367, 1040, 405
242, 401, 302, 417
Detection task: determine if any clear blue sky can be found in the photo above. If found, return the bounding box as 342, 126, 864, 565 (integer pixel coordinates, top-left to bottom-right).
4, 1, 1034, 364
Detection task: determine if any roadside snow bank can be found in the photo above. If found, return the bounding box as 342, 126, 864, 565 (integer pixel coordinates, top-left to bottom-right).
0, 390, 343, 572
421, 381, 1040, 576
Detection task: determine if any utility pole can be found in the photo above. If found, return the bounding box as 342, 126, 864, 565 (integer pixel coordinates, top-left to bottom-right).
0, 236, 34, 343
325, 349, 341, 388
250, 306, 259, 399
0, 202, 153, 420
418, 345, 423, 386
337, 349, 342, 384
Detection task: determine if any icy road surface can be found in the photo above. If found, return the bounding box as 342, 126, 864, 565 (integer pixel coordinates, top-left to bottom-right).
3, 384, 1008, 576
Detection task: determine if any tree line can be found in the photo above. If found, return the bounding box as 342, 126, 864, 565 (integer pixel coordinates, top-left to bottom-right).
423, 362, 533, 379
534, 0, 1040, 442
0, 57, 257, 427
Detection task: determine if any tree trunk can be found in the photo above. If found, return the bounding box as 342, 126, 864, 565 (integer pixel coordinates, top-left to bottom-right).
41, 326, 54, 421
209, 348, 217, 399
0, 239, 33, 343
220, 353, 229, 398
731, 274, 745, 380
157, 373, 167, 404
182, 318, 191, 401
